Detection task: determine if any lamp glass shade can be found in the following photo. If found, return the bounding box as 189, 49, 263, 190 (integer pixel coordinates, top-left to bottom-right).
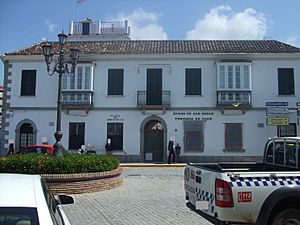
70, 48, 80, 62
42, 43, 52, 57
58, 32, 68, 45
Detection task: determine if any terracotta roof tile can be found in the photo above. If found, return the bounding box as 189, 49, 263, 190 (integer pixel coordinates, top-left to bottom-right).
4, 40, 300, 56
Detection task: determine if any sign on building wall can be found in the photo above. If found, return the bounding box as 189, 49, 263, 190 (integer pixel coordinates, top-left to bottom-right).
265, 102, 288, 107
265, 102, 290, 126
173, 112, 214, 121
107, 114, 124, 121
266, 107, 289, 116
267, 117, 289, 126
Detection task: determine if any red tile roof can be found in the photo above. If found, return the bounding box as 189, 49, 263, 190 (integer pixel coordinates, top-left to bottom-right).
4, 40, 300, 56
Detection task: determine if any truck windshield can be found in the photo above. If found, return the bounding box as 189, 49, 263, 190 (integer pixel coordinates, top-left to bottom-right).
0, 207, 39, 225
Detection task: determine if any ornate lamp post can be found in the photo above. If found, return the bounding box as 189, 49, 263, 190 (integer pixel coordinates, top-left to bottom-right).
42, 32, 79, 156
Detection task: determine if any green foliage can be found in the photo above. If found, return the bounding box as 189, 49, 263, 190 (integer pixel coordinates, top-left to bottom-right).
0, 153, 119, 174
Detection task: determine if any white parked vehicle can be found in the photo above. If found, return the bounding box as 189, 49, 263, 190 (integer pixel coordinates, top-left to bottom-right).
0, 173, 74, 225
184, 137, 300, 225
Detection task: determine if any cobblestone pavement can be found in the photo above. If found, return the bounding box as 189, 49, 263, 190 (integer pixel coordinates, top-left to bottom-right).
63, 167, 213, 225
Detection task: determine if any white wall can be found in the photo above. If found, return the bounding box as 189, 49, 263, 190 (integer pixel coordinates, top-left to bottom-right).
4, 55, 300, 157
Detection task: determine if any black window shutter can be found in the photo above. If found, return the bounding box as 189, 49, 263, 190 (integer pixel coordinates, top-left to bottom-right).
21, 70, 36, 96
225, 123, 243, 149
278, 68, 294, 95
108, 69, 124, 95
185, 68, 201, 95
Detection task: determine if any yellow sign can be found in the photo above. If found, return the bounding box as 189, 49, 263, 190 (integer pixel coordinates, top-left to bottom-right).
267, 117, 289, 126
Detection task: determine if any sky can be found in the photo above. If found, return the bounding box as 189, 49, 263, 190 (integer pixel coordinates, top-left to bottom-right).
0, 0, 300, 83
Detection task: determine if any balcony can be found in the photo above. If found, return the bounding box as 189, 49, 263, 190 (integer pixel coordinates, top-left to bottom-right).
217, 90, 252, 109
70, 20, 130, 36
62, 91, 94, 111
137, 91, 171, 110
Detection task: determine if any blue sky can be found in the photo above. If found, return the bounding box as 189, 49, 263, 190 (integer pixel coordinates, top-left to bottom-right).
1, 0, 300, 83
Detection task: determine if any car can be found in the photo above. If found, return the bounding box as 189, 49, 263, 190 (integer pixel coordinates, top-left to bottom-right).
15, 144, 55, 155
0, 173, 74, 225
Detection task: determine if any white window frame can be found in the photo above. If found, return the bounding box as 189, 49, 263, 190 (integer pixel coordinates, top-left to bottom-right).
217, 63, 252, 90
62, 64, 94, 91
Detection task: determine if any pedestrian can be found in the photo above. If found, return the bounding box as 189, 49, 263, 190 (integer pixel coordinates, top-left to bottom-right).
105, 139, 112, 155
7, 143, 14, 155
78, 148, 84, 154
168, 140, 175, 164
175, 143, 181, 163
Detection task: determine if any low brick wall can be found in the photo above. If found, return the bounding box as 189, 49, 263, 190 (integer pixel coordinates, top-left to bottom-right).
41, 167, 123, 194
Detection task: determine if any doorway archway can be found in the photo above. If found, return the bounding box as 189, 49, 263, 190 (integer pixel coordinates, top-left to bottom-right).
140, 116, 167, 162
15, 119, 37, 150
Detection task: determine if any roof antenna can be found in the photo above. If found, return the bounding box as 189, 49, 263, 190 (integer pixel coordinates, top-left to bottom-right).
76, 0, 85, 20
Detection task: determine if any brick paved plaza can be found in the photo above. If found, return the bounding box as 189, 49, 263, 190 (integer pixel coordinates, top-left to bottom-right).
63, 167, 212, 225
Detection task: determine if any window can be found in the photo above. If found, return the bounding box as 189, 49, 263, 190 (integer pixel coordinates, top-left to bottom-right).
185, 68, 202, 95
278, 123, 297, 137
278, 68, 294, 95
21, 70, 36, 96
107, 123, 123, 150
220, 65, 225, 88
70, 74, 75, 90
85, 67, 91, 89
0, 207, 39, 225
217, 64, 251, 90
62, 65, 93, 91
265, 139, 300, 168
235, 66, 241, 89
184, 121, 204, 152
77, 67, 83, 89
244, 65, 250, 89
108, 69, 124, 95
225, 123, 243, 151
62, 73, 68, 89
228, 66, 233, 89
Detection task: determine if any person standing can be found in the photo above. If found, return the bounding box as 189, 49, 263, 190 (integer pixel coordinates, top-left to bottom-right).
105, 139, 112, 155
168, 140, 175, 164
7, 143, 14, 155
175, 143, 181, 163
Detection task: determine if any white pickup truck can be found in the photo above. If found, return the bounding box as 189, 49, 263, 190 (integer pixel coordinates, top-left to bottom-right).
184, 137, 300, 225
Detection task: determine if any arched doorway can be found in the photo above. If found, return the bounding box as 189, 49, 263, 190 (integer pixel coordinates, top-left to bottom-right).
15, 119, 37, 150
19, 123, 34, 148
144, 120, 164, 162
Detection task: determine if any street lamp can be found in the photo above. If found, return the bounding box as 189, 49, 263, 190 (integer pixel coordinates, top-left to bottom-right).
42, 31, 79, 156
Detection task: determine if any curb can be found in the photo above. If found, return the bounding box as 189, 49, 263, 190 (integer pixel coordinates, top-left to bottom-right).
43, 167, 123, 194
120, 163, 186, 168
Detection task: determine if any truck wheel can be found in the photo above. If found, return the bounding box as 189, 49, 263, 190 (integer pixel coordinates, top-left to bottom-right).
271, 209, 300, 225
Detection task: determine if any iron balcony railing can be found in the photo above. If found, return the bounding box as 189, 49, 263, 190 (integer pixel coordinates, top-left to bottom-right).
62, 91, 93, 108
217, 90, 252, 108
137, 91, 171, 109
70, 20, 130, 36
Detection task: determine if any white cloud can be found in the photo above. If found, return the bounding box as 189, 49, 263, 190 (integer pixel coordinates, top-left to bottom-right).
109, 8, 168, 40
45, 19, 58, 33
285, 36, 299, 47
186, 6, 267, 40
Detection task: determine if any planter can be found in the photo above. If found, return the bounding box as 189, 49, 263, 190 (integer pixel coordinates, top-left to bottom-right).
41, 167, 123, 194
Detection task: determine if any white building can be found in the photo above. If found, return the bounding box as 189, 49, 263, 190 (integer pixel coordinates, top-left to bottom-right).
1, 19, 300, 162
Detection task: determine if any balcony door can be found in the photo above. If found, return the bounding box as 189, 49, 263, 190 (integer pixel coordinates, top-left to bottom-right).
146, 69, 162, 105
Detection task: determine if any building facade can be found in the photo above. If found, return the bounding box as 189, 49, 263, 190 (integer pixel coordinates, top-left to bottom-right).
1, 19, 300, 162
